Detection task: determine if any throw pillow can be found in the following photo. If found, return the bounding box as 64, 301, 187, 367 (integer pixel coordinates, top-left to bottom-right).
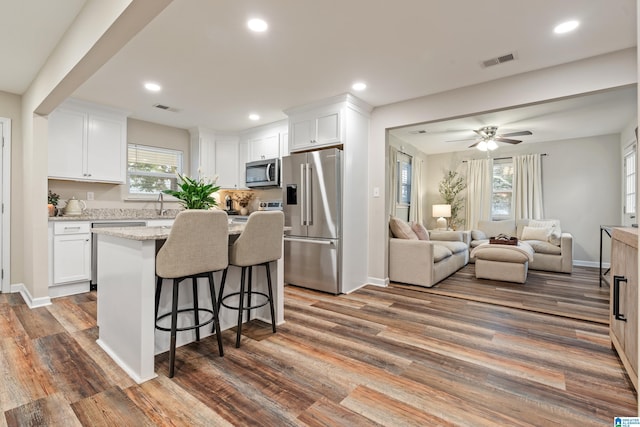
410, 222, 430, 240
471, 230, 487, 240
528, 219, 562, 246
521, 225, 551, 242
389, 217, 419, 240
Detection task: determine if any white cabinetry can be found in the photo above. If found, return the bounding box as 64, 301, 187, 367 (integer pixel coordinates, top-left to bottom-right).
48, 99, 128, 183
49, 221, 91, 298
190, 128, 239, 189
248, 134, 280, 161
285, 94, 372, 293
288, 107, 341, 152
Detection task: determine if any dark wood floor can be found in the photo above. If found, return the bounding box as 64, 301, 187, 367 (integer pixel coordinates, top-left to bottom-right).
1, 267, 636, 426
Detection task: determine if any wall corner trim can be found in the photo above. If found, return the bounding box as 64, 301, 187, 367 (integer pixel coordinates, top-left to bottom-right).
14, 283, 52, 308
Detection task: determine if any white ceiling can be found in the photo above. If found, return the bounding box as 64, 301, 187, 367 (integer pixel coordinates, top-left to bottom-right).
1, 0, 637, 141
390, 85, 638, 154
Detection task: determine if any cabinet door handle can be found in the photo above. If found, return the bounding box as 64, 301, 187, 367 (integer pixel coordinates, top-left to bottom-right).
613, 275, 628, 322
64, 226, 81, 230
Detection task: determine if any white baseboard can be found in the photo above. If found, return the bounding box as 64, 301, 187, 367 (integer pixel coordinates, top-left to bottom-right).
366, 276, 389, 287
14, 283, 52, 308
574, 260, 608, 268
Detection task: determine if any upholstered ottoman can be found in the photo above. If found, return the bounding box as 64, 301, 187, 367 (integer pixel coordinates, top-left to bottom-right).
470, 242, 534, 284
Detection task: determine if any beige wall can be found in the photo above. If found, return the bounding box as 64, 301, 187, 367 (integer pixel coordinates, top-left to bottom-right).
0, 91, 24, 284
423, 134, 621, 264
49, 118, 190, 210
20, 0, 171, 300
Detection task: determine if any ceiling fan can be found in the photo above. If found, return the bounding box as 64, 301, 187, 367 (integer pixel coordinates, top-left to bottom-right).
450, 126, 533, 151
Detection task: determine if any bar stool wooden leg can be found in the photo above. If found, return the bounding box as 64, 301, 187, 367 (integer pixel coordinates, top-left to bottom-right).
169, 279, 180, 378
208, 272, 224, 357
264, 262, 276, 333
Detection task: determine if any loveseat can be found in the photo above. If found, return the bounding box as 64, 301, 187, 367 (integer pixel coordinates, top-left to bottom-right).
389, 217, 469, 287
470, 219, 573, 273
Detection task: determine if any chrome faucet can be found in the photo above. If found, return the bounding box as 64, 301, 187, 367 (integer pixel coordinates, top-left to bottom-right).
157, 192, 167, 216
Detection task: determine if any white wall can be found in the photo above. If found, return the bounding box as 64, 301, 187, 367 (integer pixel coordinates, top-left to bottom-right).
424, 134, 621, 265
368, 48, 637, 284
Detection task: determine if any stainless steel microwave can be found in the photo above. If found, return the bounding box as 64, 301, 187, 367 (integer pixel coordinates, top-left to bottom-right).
245, 158, 280, 188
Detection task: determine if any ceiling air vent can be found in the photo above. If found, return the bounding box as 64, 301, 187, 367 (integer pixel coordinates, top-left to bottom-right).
482, 52, 516, 68
153, 104, 180, 112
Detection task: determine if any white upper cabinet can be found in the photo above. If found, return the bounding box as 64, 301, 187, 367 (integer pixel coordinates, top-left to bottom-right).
288, 106, 341, 152
190, 127, 240, 189
248, 134, 279, 161
48, 99, 128, 183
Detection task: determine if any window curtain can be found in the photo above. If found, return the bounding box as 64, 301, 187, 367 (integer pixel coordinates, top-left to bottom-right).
388, 145, 398, 218
409, 158, 422, 223
466, 158, 493, 230
513, 154, 544, 219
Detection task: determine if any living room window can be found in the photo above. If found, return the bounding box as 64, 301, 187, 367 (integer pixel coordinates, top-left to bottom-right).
624, 147, 636, 216
127, 144, 183, 196
396, 153, 412, 221
492, 159, 513, 219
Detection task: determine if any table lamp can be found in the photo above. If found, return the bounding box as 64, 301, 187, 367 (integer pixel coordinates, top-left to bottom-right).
432, 204, 451, 230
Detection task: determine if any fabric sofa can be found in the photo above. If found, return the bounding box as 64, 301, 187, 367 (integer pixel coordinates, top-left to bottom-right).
469, 219, 573, 273
389, 217, 469, 287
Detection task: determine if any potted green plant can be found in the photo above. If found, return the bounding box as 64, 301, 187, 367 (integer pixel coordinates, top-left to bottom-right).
48, 190, 60, 217
162, 174, 220, 210
438, 170, 466, 230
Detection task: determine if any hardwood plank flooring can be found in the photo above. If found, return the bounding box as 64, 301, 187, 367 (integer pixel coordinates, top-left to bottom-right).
0, 270, 636, 426
407, 264, 610, 324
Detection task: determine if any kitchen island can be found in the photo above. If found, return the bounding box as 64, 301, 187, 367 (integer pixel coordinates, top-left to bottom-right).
92, 224, 286, 383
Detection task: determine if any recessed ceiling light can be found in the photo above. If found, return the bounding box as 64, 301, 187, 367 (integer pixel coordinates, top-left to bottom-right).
248, 18, 268, 32
144, 82, 161, 92
249, 113, 260, 121
554, 20, 579, 34
352, 82, 367, 91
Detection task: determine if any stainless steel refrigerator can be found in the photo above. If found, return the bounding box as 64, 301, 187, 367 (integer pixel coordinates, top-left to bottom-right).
282, 148, 342, 294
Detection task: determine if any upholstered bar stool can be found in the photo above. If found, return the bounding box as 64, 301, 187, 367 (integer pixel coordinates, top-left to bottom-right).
155, 210, 228, 377
218, 211, 284, 348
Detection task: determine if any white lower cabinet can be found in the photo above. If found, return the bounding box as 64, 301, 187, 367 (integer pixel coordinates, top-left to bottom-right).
49, 222, 91, 298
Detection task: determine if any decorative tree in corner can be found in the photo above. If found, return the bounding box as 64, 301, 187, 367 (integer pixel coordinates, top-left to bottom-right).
438, 170, 466, 230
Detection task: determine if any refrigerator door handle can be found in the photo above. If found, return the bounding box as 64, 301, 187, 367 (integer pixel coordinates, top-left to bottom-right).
305, 163, 312, 225
284, 237, 334, 245
300, 163, 306, 226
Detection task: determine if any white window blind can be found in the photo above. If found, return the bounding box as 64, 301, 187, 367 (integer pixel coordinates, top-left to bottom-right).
127, 144, 183, 195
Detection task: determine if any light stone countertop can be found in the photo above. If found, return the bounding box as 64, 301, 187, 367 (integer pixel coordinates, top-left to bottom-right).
91, 224, 247, 241
49, 208, 182, 221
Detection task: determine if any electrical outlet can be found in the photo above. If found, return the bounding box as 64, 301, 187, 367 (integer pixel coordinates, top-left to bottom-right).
87, 192, 94, 201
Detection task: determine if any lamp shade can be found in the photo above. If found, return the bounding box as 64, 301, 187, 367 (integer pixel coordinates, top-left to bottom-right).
432, 204, 451, 218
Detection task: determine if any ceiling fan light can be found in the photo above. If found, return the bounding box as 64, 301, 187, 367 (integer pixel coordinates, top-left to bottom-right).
487, 140, 498, 150
477, 140, 488, 151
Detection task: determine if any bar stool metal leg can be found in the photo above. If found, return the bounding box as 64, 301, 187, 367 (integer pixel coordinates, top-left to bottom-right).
192, 277, 200, 342
155, 276, 162, 320
236, 267, 247, 348
217, 268, 228, 313
169, 279, 180, 378
208, 272, 224, 357
264, 262, 276, 333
